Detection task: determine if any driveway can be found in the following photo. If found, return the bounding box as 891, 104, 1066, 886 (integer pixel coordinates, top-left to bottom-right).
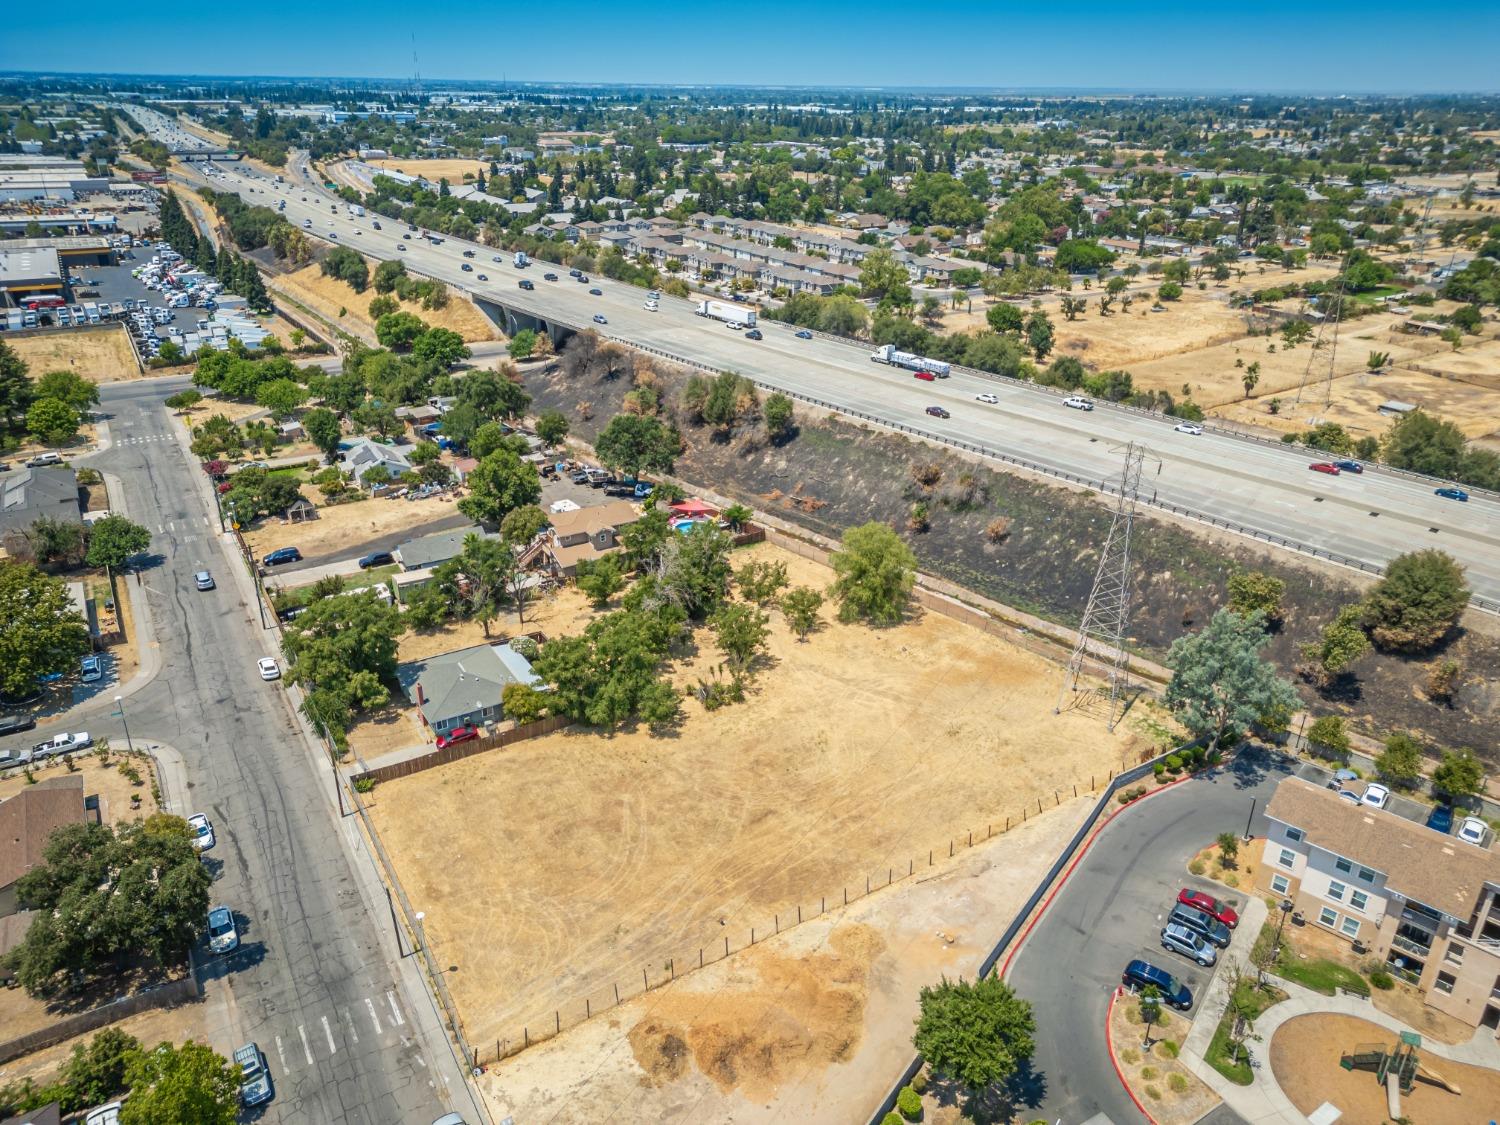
1005, 749, 1297, 1125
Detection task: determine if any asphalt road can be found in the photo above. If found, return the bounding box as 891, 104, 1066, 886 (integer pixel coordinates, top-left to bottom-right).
1006, 749, 1298, 1125
172, 158, 1500, 605
5, 377, 466, 1125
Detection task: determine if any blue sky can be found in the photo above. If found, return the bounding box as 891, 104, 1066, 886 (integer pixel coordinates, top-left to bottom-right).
4, 1, 1497, 92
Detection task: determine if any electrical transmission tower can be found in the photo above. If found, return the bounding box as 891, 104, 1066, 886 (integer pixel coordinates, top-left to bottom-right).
1056, 442, 1153, 730
1293, 254, 1349, 414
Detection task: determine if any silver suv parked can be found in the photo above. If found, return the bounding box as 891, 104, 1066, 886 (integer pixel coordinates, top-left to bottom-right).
1160, 921, 1217, 966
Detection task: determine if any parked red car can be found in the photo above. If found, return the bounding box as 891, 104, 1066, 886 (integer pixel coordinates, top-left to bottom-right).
913, 370, 937, 382
1308, 462, 1341, 476
435, 724, 480, 749
1178, 888, 1239, 928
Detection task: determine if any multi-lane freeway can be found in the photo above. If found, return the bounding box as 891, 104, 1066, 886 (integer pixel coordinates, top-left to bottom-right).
170, 151, 1500, 604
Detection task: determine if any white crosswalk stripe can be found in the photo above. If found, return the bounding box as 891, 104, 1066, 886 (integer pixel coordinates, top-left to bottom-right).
365, 996, 382, 1034
386, 990, 405, 1026
266, 995, 416, 1073
297, 1024, 314, 1065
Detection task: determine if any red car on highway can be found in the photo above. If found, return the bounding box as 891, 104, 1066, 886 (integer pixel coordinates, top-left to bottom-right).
435, 724, 480, 749
1178, 888, 1239, 928
1308, 462, 1341, 475
913, 370, 937, 382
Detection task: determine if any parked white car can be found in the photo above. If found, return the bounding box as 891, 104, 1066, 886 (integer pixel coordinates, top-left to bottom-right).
1457, 816, 1490, 847
257, 657, 281, 681
188, 813, 215, 851
1360, 783, 1391, 810
32, 731, 92, 758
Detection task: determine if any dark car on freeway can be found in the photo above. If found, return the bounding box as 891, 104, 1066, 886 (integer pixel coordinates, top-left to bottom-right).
745, 328, 762, 340
1435, 487, 1469, 502
1332, 460, 1364, 473
925, 405, 950, 419
544, 272, 558, 281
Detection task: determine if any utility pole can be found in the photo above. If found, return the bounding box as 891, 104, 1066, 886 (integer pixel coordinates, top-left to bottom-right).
112, 695, 135, 755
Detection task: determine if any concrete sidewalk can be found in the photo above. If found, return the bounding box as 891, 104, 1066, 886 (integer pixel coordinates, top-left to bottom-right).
1180, 902, 1500, 1124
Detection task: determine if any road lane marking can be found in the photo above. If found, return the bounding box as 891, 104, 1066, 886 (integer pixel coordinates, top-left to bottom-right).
365, 996, 382, 1033
344, 1009, 359, 1044
297, 1024, 314, 1065
386, 991, 405, 1026
275, 1036, 287, 1071
322, 1015, 337, 1054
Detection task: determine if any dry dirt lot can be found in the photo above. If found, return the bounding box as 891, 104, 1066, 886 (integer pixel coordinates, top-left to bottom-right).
1271, 1013, 1499, 1124
271, 262, 497, 346
365, 158, 495, 184
240, 491, 464, 562
367, 542, 1144, 1056
8, 325, 140, 383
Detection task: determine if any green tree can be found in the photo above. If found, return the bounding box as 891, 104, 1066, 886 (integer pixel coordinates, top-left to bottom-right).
1432, 748, 1485, 799
85, 514, 152, 607
0, 563, 91, 698
34, 369, 100, 412
712, 602, 770, 679
254, 377, 307, 420
595, 413, 679, 478
535, 410, 570, 447
859, 247, 912, 307
17, 514, 87, 566
5, 817, 210, 996
163, 389, 202, 413
830, 521, 916, 627
0, 338, 34, 434
439, 533, 516, 637
764, 392, 794, 439
780, 586, 824, 640
302, 406, 343, 463
1157, 281, 1184, 301
500, 504, 548, 546
412, 327, 471, 369
320, 245, 369, 292
1299, 604, 1370, 687
1306, 714, 1351, 759
576, 554, 628, 607
508, 328, 538, 359
458, 446, 542, 527
736, 559, 789, 605
1227, 570, 1286, 625
375, 311, 428, 350
501, 681, 548, 724
986, 302, 1024, 335
1025, 310, 1054, 360
283, 592, 403, 717
1362, 550, 1469, 652
119, 1040, 239, 1125
912, 975, 1036, 1094
653, 522, 734, 619
532, 609, 681, 729
62, 1027, 143, 1110
459, 368, 530, 420
1164, 609, 1298, 752
620, 506, 672, 569
27, 397, 80, 445
1375, 732, 1425, 790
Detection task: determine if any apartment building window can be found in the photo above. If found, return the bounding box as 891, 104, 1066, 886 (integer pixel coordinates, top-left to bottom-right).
1358, 866, 1376, 885
1350, 890, 1369, 913
1435, 971, 1456, 995
1341, 916, 1361, 938
1335, 857, 1353, 875
1319, 906, 1339, 928
1271, 874, 1290, 895
1278, 847, 1297, 869
1285, 826, 1305, 843
1328, 881, 1347, 903
1445, 944, 1464, 966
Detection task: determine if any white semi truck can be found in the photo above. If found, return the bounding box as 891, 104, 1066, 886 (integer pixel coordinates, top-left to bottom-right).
870, 344, 951, 376
695, 299, 756, 328
514, 251, 530, 268
348, 204, 365, 218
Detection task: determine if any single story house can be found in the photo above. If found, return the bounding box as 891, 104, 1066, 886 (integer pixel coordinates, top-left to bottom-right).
341, 438, 412, 488
0, 466, 80, 538
397, 642, 544, 736
0, 775, 90, 918
393, 525, 495, 572
545, 499, 641, 577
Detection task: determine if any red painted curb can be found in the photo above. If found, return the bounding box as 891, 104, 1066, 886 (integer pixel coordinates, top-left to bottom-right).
1105, 986, 1160, 1125
1000, 770, 1200, 979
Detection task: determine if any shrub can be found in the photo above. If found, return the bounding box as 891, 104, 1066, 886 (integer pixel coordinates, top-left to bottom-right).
509, 635, 540, 660
1223, 873, 1240, 888
1145, 1085, 1163, 1100
984, 516, 1013, 542
1119, 1048, 1141, 1064
1189, 858, 1207, 876
1141, 1066, 1158, 1080
1169, 1073, 1189, 1093
1306, 715, 1350, 759
909, 1071, 927, 1095
353, 777, 375, 793
1362, 549, 1469, 653
1370, 971, 1395, 990
896, 1086, 923, 1121
882, 1114, 903, 1125
1161, 1040, 1180, 1059
1164, 753, 1184, 773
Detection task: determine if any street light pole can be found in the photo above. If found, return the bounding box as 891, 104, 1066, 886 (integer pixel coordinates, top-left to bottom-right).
112, 695, 135, 755
1275, 897, 1293, 955
1243, 796, 1258, 842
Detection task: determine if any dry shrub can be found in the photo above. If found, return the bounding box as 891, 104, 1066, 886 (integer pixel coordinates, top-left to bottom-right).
911, 461, 944, 490
984, 516, 1013, 542
575, 399, 594, 421
1426, 659, 1461, 703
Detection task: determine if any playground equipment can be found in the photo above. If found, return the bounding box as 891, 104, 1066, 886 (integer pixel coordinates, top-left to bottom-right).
1339, 1031, 1462, 1114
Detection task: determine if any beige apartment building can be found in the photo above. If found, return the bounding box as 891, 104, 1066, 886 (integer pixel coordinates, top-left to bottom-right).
1258, 777, 1500, 1035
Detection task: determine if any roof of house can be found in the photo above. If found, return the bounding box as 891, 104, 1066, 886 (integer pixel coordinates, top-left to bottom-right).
547, 499, 641, 540
397, 643, 542, 726
393, 524, 491, 570
1265, 777, 1500, 917
0, 466, 80, 534
0, 1099, 61, 1125
341, 438, 412, 477
0, 775, 87, 890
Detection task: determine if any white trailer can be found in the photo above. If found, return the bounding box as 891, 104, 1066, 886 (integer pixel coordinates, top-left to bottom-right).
870, 344, 951, 376
348, 204, 365, 218
514, 251, 530, 268
695, 299, 756, 328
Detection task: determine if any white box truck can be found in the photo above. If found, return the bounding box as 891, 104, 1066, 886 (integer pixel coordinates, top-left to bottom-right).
695, 299, 756, 328
870, 344, 951, 377
513, 251, 530, 268
348, 204, 365, 218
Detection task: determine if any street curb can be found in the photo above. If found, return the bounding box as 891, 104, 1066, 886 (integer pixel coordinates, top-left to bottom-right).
1105, 986, 1160, 1125
999, 769, 1202, 980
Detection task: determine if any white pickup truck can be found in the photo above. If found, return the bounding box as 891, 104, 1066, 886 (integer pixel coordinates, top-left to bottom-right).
31, 731, 93, 759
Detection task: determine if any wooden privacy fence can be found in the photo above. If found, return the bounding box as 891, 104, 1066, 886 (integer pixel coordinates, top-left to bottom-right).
350, 714, 571, 785
0, 972, 200, 1065
467, 769, 1150, 1067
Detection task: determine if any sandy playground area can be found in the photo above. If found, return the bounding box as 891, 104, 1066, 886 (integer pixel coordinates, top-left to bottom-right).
366, 542, 1145, 1055
1271, 1013, 1500, 1125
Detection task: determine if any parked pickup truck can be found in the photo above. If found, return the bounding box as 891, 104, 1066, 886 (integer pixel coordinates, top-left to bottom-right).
32, 731, 93, 758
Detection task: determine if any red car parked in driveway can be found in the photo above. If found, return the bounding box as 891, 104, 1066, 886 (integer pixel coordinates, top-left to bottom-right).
913, 370, 937, 382
1178, 887, 1239, 928
435, 724, 480, 749
1308, 462, 1341, 475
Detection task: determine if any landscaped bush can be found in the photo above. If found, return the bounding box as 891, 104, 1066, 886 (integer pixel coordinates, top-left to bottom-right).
1189, 858, 1207, 876
1164, 753, 1184, 773
1370, 971, 1395, 990
1169, 1073, 1189, 1092
896, 1085, 923, 1121
909, 1071, 927, 1095
509, 635, 540, 660
881, 1113, 903, 1125
1161, 1040, 1180, 1058
1141, 1066, 1158, 1080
